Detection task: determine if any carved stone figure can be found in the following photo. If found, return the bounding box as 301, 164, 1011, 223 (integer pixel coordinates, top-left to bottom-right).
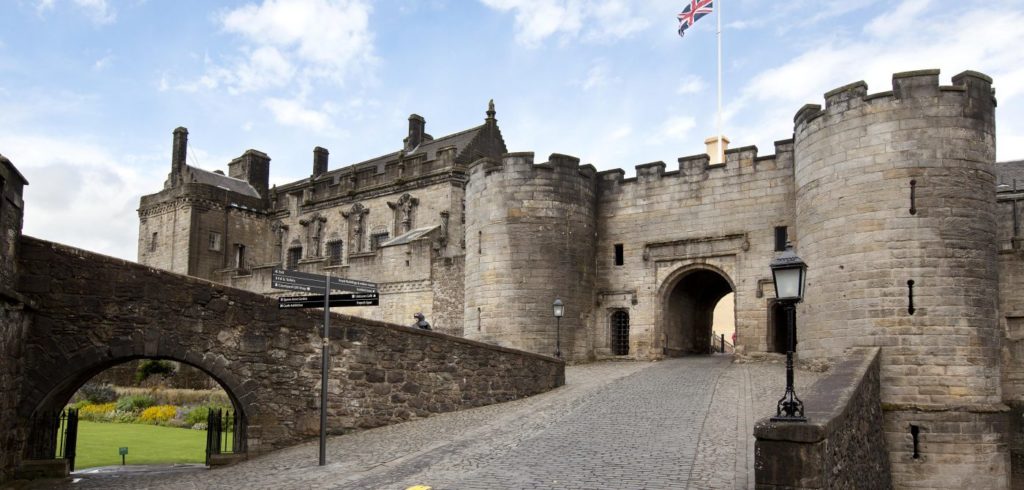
342, 203, 369, 253
387, 193, 419, 234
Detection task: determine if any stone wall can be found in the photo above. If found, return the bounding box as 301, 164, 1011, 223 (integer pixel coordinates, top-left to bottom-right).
792, 70, 1006, 487
463, 153, 598, 360
11, 235, 563, 465
0, 155, 29, 484
595, 142, 795, 359
755, 347, 891, 489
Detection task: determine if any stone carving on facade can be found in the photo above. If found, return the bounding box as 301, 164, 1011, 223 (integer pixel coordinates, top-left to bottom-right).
439, 210, 450, 247
299, 213, 327, 257
388, 193, 419, 234
342, 203, 369, 253
270, 220, 288, 264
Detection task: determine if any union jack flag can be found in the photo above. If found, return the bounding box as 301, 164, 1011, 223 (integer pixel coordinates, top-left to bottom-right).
677, 0, 713, 37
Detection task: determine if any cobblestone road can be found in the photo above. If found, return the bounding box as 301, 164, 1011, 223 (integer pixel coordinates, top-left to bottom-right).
32, 356, 821, 490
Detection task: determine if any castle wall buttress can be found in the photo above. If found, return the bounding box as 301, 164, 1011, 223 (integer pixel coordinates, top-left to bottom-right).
793, 70, 1005, 488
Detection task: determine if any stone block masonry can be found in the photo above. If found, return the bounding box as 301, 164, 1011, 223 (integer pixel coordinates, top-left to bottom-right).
0, 154, 30, 483
755, 348, 891, 489
792, 70, 1006, 487
6, 234, 562, 481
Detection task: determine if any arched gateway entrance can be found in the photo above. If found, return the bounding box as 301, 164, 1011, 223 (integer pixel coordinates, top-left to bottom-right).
660, 265, 734, 356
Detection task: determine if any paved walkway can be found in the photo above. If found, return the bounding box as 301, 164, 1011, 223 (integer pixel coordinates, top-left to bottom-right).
34, 356, 821, 490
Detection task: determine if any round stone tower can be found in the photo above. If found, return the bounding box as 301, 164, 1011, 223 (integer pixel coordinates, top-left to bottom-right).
463, 152, 597, 361
793, 70, 1004, 487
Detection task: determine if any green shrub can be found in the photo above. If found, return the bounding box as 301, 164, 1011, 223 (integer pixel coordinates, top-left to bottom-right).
184, 406, 211, 426
135, 360, 175, 384
79, 383, 117, 404
115, 394, 155, 413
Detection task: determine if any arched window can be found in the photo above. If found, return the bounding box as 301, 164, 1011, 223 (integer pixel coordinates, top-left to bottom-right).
611, 311, 630, 355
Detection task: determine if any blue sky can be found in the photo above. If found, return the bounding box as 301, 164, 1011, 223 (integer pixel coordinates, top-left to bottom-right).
2, 0, 1024, 260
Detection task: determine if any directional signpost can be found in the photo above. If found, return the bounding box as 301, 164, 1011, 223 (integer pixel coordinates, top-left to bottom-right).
278, 292, 380, 309
272, 269, 378, 466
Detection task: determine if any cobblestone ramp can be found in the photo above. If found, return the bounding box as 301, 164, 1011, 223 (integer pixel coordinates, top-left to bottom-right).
365, 356, 730, 490
51, 357, 755, 490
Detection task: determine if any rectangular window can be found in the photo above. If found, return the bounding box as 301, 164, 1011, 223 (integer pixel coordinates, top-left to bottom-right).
774, 226, 788, 252
327, 240, 343, 263
209, 232, 222, 251
149, 232, 158, 252
236, 244, 246, 269
370, 232, 389, 251
287, 247, 302, 270
614, 244, 624, 266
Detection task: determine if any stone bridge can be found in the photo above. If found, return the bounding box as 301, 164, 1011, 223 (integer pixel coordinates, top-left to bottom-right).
5, 235, 563, 476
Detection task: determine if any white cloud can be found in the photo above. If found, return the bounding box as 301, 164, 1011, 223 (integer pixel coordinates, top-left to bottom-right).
73, 0, 116, 24
677, 75, 705, 95
655, 115, 696, 141
93, 53, 113, 71
215, 0, 376, 90
863, 0, 929, 38
580, 61, 619, 91
609, 126, 632, 140
0, 134, 165, 260
480, 0, 650, 47
723, 1, 1024, 161
263, 97, 334, 133
35, 0, 116, 24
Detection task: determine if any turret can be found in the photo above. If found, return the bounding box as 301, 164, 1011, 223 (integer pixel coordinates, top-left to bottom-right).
793, 69, 1001, 488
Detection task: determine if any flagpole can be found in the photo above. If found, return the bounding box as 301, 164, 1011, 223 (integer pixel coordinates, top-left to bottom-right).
717, 0, 723, 164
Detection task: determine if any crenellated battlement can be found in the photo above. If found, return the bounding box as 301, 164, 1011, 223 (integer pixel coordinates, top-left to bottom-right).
468, 151, 598, 189
795, 69, 996, 134
595, 138, 794, 197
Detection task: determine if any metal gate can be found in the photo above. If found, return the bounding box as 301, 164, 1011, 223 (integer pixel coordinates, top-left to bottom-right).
205, 408, 245, 465
612, 311, 630, 355
55, 408, 79, 471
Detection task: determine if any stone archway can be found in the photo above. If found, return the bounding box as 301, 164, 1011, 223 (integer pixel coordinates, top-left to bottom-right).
659, 265, 735, 357
23, 354, 250, 461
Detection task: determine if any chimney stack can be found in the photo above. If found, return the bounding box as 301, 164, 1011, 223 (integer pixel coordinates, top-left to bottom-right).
313, 146, 329, 176
170, 127, 188, 187
405, 114, 425, 151
704, 135, 730, 165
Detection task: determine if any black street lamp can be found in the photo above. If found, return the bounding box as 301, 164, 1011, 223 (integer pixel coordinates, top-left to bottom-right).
553, 298, 564, 359
770, 244, 808, 422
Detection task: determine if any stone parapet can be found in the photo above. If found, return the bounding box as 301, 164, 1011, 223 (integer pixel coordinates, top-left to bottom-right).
10, 235, 564, 472
755, 347, 891, 489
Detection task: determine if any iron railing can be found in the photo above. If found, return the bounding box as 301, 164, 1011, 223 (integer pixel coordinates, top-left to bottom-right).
206, 408, 245, 465
55, 408, 78, 471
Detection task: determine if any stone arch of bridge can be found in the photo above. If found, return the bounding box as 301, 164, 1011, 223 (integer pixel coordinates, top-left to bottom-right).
20, 339, 255, 461
656, 263, 735, 357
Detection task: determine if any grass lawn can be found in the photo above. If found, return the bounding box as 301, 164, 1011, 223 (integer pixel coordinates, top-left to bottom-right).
74, 421, 207, 469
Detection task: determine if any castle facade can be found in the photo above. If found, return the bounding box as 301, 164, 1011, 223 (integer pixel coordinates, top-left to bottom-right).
139, 69, 1024, 487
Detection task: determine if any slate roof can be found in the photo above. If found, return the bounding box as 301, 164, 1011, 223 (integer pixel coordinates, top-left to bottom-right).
381, 225, 439, 247
187, 166, 261, 198
996, 160, 1024, 189
325, 124, 486, 176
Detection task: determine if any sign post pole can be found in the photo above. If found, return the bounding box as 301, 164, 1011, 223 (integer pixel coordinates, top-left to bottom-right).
319, 272, 330, 466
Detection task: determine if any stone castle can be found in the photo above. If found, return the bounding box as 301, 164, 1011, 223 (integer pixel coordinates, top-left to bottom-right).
135, 68, 1023, 487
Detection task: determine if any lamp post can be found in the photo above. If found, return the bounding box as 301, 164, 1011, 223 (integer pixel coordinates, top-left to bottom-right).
553, 298, 564, 358
770, 244, 808, 422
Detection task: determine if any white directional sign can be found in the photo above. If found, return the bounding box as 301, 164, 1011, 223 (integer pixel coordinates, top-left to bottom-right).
271, 269, 377, 294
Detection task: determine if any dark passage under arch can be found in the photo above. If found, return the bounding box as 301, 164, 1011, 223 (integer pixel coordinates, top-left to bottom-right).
664, 268, 733, 356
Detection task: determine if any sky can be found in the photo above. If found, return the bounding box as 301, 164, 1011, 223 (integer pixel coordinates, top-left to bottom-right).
2, 0, 1024, 261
